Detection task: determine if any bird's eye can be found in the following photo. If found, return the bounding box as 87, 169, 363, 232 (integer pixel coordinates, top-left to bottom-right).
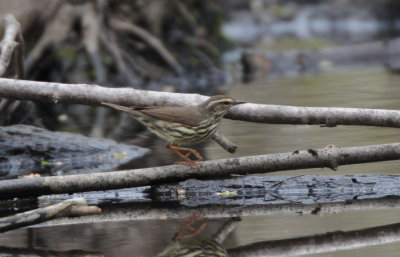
223, 101, 230, 105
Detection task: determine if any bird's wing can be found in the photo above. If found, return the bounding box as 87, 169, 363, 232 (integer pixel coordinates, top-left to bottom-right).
101, 102, 141, 115
102, 102, 204, 126
140, 106, 204, 126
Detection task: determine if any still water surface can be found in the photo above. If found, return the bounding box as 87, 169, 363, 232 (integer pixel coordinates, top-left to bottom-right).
210, 67, 400, 175
0, 67, 399, 256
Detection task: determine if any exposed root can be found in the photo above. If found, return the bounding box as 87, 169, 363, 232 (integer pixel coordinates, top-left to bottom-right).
110, 17, 184, 75
25, 3, 76, 70
0, 14, 24, 77
0, 14, 29, 125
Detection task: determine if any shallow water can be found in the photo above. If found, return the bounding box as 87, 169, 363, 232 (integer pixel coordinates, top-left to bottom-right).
209, 67, 400, 175
208, 66, 400, 257
0, 67, 399, 257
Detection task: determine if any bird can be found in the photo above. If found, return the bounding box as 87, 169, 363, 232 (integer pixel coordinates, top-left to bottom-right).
156, 237, 228, 257
102, 95, 245, 168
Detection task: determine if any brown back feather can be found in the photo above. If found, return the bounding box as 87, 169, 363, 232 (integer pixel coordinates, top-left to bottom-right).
140, 106, 205, 126
102, 102, 206, 126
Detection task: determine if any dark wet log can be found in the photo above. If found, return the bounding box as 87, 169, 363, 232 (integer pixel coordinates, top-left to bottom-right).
0, 124, 149, 179
36, 197, 400, 227
0, 198, 100, 233
0, 143, 399, 200
0, 246, 104, 257
154, 174, 400, 207
0, 78, 399, 128
32, 174, 400, 207
227, 222, 400, 257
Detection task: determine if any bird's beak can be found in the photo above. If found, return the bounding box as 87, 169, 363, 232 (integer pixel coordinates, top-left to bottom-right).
234, 101, 246, 105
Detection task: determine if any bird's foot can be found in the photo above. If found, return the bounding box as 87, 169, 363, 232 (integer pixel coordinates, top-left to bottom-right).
175, 159, 200, 169
167, 145, 204, 169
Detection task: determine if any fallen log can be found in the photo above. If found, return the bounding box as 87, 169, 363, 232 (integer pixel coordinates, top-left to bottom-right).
154, 174, 400, 206
0, 124, 149, 179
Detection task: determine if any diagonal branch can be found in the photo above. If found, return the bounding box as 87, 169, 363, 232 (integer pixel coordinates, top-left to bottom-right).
0, 143, 399, 200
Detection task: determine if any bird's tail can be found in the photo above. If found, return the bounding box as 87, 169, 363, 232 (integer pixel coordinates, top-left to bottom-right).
101, 102, 137, 114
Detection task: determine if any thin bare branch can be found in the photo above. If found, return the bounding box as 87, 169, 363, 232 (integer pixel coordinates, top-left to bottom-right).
212, 130, 237, 153
227, 222, 400, 257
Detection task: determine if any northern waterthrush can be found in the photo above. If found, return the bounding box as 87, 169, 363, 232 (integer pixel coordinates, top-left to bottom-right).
157, 213, 228, 257
102, 95, 245, 167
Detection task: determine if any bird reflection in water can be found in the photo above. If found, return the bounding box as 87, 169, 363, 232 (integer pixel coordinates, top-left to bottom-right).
157, 214, 238, 257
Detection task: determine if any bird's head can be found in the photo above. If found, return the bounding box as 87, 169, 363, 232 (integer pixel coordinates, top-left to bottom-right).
201, 95, 245, 117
